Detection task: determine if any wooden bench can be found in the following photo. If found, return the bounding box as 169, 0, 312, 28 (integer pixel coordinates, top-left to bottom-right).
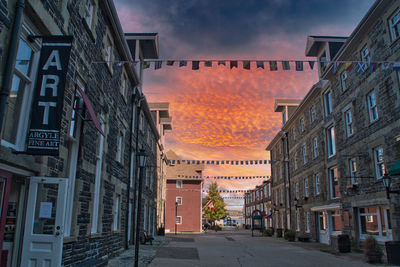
140, 231, 154, 245
298, 235, 312, 242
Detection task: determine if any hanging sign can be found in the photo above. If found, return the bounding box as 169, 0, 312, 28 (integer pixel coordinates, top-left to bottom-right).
27, 36, 73, 155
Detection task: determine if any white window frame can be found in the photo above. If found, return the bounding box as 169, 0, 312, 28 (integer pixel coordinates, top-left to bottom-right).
295, 183, 299, 199
120, 71, 128, 101
304, 179, 309, 198
330, 210, 342, 233
310, 106, 316, 122
344, 109, 354, 137
305, 212, 310, 233
84, 0, 95, 30
176, 216, 182, 224
91, 112, 106, 234
113, 195, 120, 231
292, 127, 296, 141
358, 206, 392, 241
300, 118, 305, 132
312, 137, 318, 158
104, 35, 113, 68
1, 24, 40, 150
367, 91, 378, 123
296, 212, 300, 232
116, 131, 123, 163
326, 125, 336, 157
329, 167, 339, 199
361, 45, 371, 64
294, 153, 298, 170
373, 147, 385, 179
302, 144, 307, 164
286, 213, 291, 229
349, 158, 357, 185
324, 90, 332, 116
176, 180, 182, 188
389, 10, 400, 41
315, 174, 320, 195
341, 71, 348, 91
176, 197, 182, 205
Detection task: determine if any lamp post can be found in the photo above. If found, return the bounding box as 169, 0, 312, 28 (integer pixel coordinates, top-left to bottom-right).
175, 201, 178, 235
382, 173, 400, 199
134, 149, 147, 267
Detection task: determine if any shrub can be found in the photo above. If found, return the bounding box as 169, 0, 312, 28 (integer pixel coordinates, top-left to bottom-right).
262, 228, 273, 237
284, 230, 296, 241
364, 236, 383, 263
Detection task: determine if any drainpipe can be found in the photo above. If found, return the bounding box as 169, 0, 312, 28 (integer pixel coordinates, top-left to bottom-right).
0, 0, 25, 134
283, 132, 292, 230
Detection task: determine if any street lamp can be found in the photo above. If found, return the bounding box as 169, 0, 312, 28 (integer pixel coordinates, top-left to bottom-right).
175, 201, 178, 235
382, 173, 400, 199
134, 149, 147, 267
294, 198, 302, 210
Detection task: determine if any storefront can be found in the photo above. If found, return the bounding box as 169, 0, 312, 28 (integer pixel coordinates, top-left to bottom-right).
311, 203, 342, 245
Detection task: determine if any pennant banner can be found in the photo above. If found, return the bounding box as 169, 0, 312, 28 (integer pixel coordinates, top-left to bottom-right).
168, 159, 271, 165
176, 175, 270, 180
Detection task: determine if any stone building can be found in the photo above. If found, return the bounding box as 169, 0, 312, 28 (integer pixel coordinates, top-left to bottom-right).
0, 0, 159, 266
243, 180, 272, 229
266, 0, 400, 253
164, 150, 204, 233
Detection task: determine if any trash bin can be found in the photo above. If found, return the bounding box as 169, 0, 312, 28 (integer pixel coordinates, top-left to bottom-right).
385, 241, 400, 265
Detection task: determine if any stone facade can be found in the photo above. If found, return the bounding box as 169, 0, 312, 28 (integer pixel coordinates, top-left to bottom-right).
244, 181, 272, 229
266, 0, 400, 249
0, 0, 159, 266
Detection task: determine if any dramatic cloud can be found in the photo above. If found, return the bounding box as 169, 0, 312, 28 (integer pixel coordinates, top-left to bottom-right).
115, 0, 375, 208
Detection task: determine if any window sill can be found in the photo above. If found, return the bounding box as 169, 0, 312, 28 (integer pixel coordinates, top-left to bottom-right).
389, 35, 400, 48
368, 117, 379, 126
63, 236, 77, 243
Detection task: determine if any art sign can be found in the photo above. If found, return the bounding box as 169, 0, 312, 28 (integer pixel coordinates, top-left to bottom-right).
27, 36, 73, 155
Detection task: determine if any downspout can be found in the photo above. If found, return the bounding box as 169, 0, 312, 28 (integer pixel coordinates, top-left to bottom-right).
284, 132, 292, 230
0, 0, 25, 134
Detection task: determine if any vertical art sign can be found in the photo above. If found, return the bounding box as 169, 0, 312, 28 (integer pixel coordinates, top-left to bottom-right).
27, 36, 73, 155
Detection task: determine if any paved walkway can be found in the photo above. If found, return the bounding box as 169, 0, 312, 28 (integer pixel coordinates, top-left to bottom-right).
108, 229, 386, 267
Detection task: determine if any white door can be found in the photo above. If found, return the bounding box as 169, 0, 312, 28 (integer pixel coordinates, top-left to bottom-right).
21, 177, 68, 266
318, 211, 330, 244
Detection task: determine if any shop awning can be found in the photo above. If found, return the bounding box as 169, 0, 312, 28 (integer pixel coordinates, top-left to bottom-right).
76, 85, 105, 136
310, 203, 341, 212
389, 158, 400, 176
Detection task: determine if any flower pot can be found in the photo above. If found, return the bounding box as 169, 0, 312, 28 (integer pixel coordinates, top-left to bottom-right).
366, 250, 382, 264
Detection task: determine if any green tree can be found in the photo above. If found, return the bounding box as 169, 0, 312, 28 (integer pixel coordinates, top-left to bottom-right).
203, 183, 227, 224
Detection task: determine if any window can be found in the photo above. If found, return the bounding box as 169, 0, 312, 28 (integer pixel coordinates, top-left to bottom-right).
176, 196, 182, 205
84, 0, 95, 29
324, 91, 332, 116
361, 45, 370, 64
176, 180, 182, 188
292, 127, 296, 141
91, 113, 106, 234
281, 214, 284, 229
296, 212, 300, 231
326, 125, 336, 157
176, 216, 182, 224
295, 183, 299, 199
329, 167, 339, 199
341, 71, 348, 91
302, 144, 307, 164
349, 158, 357, 185
359, 206, 391, 240
120, 72, 128, 100
373, 147, 385, 179
300, 118, 305, 132
286, 187, 290, 207
279, 188, 283, 205
113, 195, 120, 231
287, 213, 290, 229
367, 91, 378, 122
310, 107, 316, 122
319, 212, 327, 231
116, 131, 123, 163
315, 174, 320, 195
331, 210, 342, 232
312, 137, 318, 158
305, 212, 310, 233
1, 30, 39, 149
389, 10, 400, 41
294, 153, 297, 170
104, 35, 113, 68
344, 109, 353, 137
304, 179, 309, 198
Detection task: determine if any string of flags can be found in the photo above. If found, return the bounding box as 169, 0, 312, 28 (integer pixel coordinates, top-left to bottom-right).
203, 189, 250, 193
176, 175, 269, 180
222, 196, 245, 199
168, 159, 270, 165
98, 59, 400, 73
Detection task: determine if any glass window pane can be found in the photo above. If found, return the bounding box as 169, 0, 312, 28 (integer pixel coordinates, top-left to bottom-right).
33, 183, 59, 235
360, 215, 378, 235
15, 39, 33, 76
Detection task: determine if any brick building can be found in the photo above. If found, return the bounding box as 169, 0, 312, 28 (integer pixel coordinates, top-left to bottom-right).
165, 150, 204, 233
0, 0, 159, 266
266, 0, 400, 252
244, 180, 272, 229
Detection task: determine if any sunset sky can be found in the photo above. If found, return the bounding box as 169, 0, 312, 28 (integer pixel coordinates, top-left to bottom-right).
115, 0, 375, 208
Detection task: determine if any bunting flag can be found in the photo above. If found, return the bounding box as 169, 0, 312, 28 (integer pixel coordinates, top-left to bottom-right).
282, 61, 290, 70
332, 62, 340, 73
205, 61, 212, 67
230, 61, 238, 69
369, 62, 377, 72
116, 62, 124, 67
154, 61, 162, 70
308, 61, 315, 70
179, 60, 187, 67
218, 61, 226, 66
344, 62, 353, 71
357, 62, 367, 72
143, 61, 150, 69
393, 62, 400, 70
204, 200, 214, 211
381, 62, 390, 70
192, 61, 200, 70
256, 61, 264, 69
295, 61, 304, 71
243, 60, 251, 70
269, 61, 278, 71
166, 60, 174, 66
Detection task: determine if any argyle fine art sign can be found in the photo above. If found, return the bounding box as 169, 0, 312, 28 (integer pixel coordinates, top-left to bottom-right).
27, 36, 73, 155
